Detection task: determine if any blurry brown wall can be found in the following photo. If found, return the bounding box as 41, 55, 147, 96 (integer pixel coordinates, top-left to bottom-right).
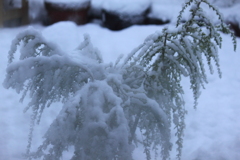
0, 0, 28, 27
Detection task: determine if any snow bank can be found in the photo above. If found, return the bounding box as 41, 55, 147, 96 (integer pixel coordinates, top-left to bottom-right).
45, 0, 89, 3
91, 0, 104, 9
149, 0, 240, 26
221, 4, 240, 24
45, 0, 90, 9
42, 21, 80, 53
148, 3, 183, 22
209, 0, 240, 8
102, 0, 151, 15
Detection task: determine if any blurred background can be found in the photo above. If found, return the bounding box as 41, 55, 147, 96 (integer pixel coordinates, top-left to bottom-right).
1, 0, 240, 36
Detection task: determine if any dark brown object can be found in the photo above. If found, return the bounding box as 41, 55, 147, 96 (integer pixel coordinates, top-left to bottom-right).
227, 21, 240, 37
102, 9, 149, 31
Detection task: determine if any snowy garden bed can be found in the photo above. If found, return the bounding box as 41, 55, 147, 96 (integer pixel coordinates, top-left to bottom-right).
101, 0, 151, 30
26, 0, 240, 36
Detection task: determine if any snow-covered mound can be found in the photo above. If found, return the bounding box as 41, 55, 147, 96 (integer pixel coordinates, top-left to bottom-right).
209, 0, 240, 8
100, 0, 150, 30
45, 0, 89, 4
102, 0, 150, 15
45, 0, 90, 10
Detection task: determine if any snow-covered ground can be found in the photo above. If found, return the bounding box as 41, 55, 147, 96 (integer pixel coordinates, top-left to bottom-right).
1, 21, 239, 160
1, 1, 240, 159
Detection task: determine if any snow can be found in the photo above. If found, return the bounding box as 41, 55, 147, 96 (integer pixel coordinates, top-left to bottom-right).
220, 4, 240, 24
208, 0, 240, 8
45, 0, 90, 9
149, 3, 183, 22
102, 0, 151, 15
91, 0, 105, 9
149, 0, 240, 25
1, 2, 240, 160
45, 0, 89, 3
